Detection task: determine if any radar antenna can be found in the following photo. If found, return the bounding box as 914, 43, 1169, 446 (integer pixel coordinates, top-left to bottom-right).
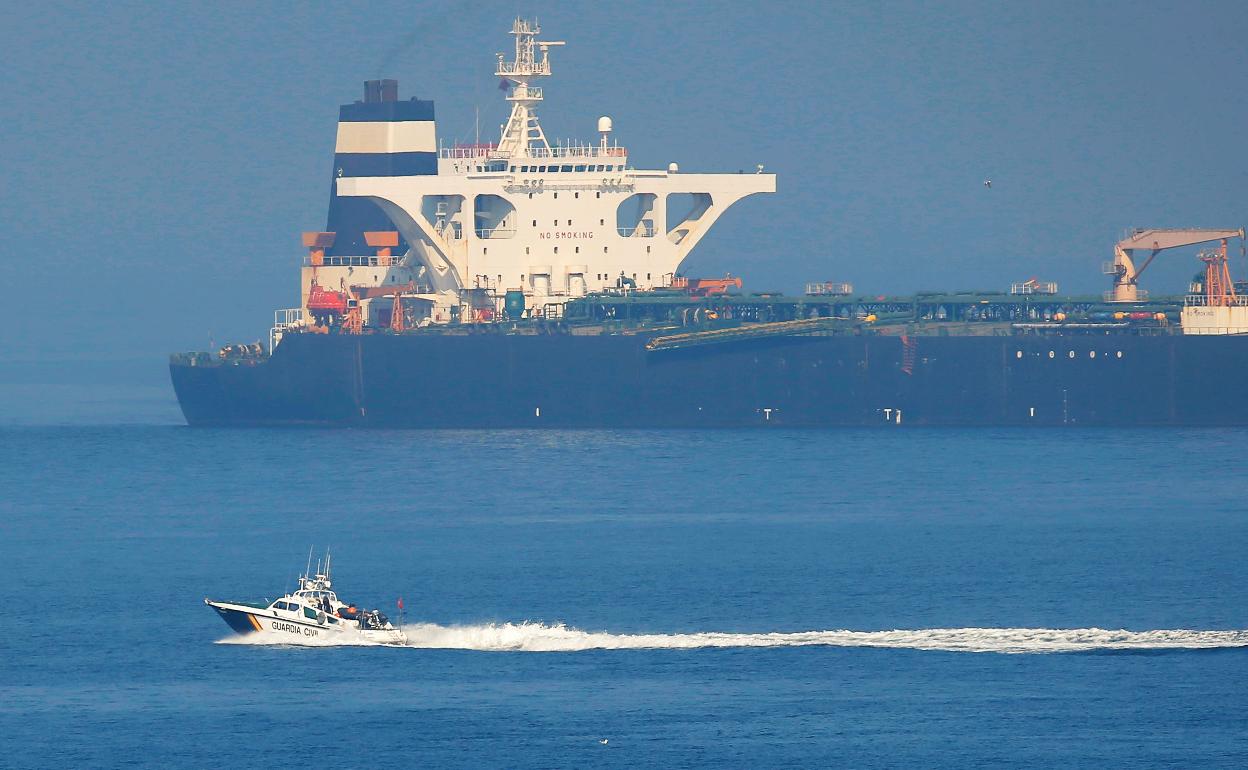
495, 18, 564, 158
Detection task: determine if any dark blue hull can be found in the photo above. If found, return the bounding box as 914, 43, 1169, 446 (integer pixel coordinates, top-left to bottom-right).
169, 332, 1248, 427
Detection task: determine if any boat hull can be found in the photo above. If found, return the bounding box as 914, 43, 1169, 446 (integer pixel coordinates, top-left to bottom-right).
172, 331, 1248, 427
205, 600, 405, 645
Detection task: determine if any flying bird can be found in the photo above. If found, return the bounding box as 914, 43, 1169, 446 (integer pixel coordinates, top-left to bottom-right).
983, 179, 992, 188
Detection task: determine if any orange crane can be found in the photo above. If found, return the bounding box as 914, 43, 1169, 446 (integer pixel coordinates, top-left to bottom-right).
342, 283, 419, 334
1199, 240, 1238, 307
1106, 228, 1244, 302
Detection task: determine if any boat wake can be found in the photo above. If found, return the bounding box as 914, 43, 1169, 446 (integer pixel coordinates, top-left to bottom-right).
218, 622, 1248, 654
400, 622, 1248, 654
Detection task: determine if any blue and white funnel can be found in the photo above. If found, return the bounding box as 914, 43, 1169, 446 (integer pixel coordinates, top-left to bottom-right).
325, 79, 436, 256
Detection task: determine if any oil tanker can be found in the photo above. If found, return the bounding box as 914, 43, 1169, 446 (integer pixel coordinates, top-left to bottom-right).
170, 19, 1248, 427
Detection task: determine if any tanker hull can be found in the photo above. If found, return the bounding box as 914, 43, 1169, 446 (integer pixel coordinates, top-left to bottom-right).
169, 332, 1248, 427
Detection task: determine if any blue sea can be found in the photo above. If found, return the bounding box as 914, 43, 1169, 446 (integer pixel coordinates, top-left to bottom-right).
4, 379, 1248, 767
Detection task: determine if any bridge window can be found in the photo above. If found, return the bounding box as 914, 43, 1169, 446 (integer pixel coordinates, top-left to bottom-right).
561, 165, 572, 172
575, 165, 586, 172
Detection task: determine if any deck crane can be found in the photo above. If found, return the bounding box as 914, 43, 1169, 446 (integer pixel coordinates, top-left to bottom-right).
1105, 228, 1244, 302
343, 283, 419, 334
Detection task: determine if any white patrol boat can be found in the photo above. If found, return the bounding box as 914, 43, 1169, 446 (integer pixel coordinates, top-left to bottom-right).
205, 553, 406, 645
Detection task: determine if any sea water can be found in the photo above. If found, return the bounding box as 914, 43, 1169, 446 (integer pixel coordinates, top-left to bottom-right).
3, 425, 1248, 767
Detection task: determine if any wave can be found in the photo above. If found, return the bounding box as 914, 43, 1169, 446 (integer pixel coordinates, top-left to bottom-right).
217, 622, 1248, 654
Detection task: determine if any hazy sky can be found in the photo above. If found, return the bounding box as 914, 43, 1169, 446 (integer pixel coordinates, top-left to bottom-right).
3, 0, 1246, 362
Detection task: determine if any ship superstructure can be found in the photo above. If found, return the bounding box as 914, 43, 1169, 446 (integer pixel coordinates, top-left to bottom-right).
291, 18, 774, 339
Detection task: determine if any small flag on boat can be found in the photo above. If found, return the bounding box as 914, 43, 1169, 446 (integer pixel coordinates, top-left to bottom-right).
397, 597, 404, 610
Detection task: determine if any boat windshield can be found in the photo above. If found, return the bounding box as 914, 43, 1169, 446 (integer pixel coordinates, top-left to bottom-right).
295, 590, 338, 602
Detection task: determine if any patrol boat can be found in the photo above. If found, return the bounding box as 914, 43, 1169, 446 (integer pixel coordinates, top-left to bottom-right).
205, 554, 406, 645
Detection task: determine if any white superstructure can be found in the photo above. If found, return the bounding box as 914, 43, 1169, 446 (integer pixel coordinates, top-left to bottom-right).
316, 18, 775, 324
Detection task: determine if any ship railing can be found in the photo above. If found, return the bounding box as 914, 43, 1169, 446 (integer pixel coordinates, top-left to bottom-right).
1184, 294, 1248, 306
440, 144, 499, 160
475, 227, 516, 239
270, 308, 305, 352
496, 61, 551, 77
1010, 281, 1058, 295
303, 255, 403, 268
523, 146, 628, 160
439, 145, 628, 162
618, 222, 655, 238
806, 282, 854, 296
506, 180, 634, 193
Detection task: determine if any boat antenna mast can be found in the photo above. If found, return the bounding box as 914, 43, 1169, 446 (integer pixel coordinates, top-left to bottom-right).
494, 18, 564, 159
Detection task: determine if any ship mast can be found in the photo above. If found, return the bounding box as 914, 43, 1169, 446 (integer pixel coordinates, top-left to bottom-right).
494, 18, 563, 159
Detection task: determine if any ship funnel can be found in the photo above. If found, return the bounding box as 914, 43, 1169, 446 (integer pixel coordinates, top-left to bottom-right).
364, 79, 399, 103
325, 81, 437, 256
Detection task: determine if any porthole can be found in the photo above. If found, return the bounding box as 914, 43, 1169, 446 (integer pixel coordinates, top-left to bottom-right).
1068, 351, 1076, 359
1089, 351, 1096, 359
1116, 351, 1123, 358
1016, 350, 1023, 359
1049, 350, 1055, 359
